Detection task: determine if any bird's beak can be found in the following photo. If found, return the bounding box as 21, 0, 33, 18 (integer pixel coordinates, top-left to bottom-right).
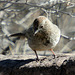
34, 29, 40, 36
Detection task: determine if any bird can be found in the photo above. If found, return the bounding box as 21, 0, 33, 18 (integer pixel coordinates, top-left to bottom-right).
9, 16, 60, 60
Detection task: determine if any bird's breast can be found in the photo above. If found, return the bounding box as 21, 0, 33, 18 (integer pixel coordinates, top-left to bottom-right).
28, 34, 54, 51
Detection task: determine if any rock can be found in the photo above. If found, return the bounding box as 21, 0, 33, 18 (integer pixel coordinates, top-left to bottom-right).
0, 54, 75, 75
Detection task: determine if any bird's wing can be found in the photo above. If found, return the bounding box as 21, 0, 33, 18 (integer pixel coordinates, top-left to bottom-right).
25, 26, 34, 39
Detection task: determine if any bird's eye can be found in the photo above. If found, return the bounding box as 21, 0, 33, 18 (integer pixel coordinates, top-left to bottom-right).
40, 26, 43, 28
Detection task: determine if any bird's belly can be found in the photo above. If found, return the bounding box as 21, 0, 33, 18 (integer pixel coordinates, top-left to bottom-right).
29, 44, 52, 51
28, 39, 53, 51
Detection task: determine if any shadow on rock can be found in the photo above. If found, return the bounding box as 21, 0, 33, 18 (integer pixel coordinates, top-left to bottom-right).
0, 59, 35, 68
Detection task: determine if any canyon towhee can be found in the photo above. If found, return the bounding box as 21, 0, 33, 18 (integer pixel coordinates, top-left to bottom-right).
10, 16, 60, 60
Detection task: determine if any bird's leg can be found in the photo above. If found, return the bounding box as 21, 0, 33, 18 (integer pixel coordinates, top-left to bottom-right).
50, 49, 55, 58
33, 50, 39, 61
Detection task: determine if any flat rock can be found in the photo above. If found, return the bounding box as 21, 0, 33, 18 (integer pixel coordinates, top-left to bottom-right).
0, 54, 75, 75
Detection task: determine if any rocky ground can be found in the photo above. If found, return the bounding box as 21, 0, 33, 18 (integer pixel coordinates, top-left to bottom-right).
0, 53, 75, 75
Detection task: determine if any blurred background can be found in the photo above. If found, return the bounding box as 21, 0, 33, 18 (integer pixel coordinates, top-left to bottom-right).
0, 0, 75, 56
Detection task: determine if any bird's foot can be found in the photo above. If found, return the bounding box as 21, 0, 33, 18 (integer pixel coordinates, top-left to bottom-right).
52, 54, 56, 59
35, 58, 39, 61
52, 54, 57, 59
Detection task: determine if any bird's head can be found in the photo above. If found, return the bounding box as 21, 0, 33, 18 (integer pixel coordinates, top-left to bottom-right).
33, 16, 52, 36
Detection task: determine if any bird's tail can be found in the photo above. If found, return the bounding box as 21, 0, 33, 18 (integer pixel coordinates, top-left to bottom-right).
9, 33, 25, 37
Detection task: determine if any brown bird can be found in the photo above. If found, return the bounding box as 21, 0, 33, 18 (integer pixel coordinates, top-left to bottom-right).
10, 16, 60, 60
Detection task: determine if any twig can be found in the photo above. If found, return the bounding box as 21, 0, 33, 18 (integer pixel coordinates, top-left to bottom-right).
61, 34, 75, 41
0, 0, 67, 11
0, 0, 20, 11
41, 8, 48, 18
0, 3, 13, 11
0, 34, 15, 46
